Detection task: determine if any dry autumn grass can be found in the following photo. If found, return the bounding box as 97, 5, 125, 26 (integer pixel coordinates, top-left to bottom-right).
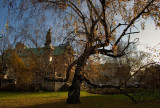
0, 91, 160, 108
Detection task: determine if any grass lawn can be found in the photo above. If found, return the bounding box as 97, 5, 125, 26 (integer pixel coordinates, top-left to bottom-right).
0, 91, 160, 108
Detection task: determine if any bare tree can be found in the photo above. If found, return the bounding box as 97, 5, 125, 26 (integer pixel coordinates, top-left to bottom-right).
4, 0, 160, 104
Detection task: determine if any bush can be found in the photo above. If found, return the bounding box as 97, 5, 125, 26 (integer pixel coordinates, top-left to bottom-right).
0, 84, 17, 92
59, 83, 69, 91
16, 83, 47, 92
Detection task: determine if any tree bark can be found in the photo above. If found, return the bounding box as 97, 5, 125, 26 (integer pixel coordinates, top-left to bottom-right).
66, 71, 82, 104
66, 54, 87, 104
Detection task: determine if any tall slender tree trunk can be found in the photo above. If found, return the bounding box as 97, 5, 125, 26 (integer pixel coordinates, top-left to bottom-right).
66, 53, 88, 104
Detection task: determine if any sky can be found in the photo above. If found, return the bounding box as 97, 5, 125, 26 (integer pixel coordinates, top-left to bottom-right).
0, 7, 8, 33
0, 6, 160, 53
131, 21, 160, 51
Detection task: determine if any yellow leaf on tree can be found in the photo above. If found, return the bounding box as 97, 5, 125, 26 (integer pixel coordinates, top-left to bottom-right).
77, 0, 80, 5
75, 21, 78, 33
112, 45, 117, 55
1, 30, 3, 34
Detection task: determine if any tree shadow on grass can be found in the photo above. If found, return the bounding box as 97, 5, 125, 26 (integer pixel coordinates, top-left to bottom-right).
19, 95, 160, 108
19, 101, 67, 108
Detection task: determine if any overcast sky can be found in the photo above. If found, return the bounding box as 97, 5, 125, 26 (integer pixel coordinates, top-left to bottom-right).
131, 21, 160, 52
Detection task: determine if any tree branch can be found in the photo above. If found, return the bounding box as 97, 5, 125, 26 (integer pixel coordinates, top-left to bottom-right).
83, 75, 137, 103
123, 62, 156, 85
40, 59, 78, 82
114, 0, 154, 46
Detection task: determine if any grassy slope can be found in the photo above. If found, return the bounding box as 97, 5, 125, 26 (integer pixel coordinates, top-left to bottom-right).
0, 91, 160, 108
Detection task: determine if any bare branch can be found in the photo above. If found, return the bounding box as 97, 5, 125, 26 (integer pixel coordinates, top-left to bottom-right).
83, 76, 137, 103
115, 0, 154, 46
123, 62, 156, 85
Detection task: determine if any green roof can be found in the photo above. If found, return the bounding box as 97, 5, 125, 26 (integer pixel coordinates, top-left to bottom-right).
25, 48, 44, 56
53, 46, 66, 55
20, 45, 66, 57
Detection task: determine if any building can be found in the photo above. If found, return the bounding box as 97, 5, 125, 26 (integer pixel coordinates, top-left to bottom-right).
0, 29, 74, 91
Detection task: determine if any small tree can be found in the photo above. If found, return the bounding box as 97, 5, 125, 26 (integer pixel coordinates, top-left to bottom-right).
8, 51, 34, 90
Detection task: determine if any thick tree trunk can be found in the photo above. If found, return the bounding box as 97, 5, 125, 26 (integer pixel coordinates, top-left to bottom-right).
66, 54, 87, 104
66, 73, 82, 104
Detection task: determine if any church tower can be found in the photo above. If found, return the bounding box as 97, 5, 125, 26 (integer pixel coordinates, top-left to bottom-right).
43, 28, 54, 62
44, 28, 53, 49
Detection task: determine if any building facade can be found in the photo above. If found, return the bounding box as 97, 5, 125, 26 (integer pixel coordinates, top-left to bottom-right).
0, 29, 74, 91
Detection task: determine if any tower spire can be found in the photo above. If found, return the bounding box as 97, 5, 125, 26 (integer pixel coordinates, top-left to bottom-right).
45, 28, 52, 46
